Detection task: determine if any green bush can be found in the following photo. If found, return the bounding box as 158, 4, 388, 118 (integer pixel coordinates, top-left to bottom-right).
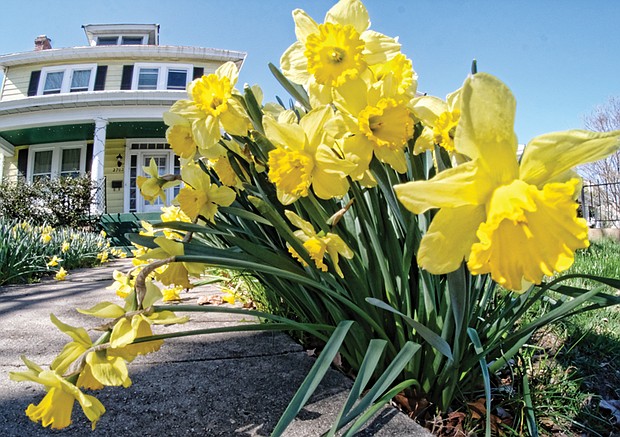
0, 175, 99, 229
0, 217, 111, 285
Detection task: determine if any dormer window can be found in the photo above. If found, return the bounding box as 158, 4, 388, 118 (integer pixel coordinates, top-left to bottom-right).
38, 64, 97, 95
132, 63, 192, 91
95, 35, 147, 46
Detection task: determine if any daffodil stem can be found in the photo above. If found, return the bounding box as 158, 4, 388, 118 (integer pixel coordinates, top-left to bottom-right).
129, 322, 334, 345
152, 304, 334, 343
134, 257, 175, 307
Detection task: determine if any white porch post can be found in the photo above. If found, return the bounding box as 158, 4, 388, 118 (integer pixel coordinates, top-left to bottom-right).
92, 117, 108, 214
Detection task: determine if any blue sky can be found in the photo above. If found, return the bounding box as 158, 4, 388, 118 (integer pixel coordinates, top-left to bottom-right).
1, 0, 618, 144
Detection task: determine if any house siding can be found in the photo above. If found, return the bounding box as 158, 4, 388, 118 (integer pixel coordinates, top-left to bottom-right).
1, 60, 215, 100
104, 139, 126, 213
1, 65, 33, 101
2, 146, 25, 179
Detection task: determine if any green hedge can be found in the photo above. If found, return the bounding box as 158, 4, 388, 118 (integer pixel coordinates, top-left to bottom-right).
0, 176, 99, 229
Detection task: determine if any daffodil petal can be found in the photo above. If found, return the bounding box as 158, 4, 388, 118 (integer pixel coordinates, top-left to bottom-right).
412, 95, 447, 126
325, 0, 369, 34
50, 314, 92, 345
360, 30, 400, 65
456, 72, 519, 184
394, 161, 491, 214
264, 115, 306, 151
312, 171, 349, 199
300, 106, 333, 149
519, 129, 620, 187
76, 302, 126, 319
220, 99, 249, 136
418, 205, 486, 274
280, 42, 310, 85
292, 9, 319, 42
215, 61, 238, 85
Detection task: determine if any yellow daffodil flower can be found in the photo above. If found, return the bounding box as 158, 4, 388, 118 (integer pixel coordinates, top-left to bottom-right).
163, 112, 198, 161
142, 237, 205, 288
136, 158, 180, 204
411, 87, 462, 154
280, 0, 400, 106
49, 314, 131, 390
10, 356, 105, 430
55, 267, 67, 281
266, 105, 355, 204
177, 162, 235, 222
107, 270, 134, 299
97, 251, 109, 263
333, 78, 414, 178
160, 205, 191, 223
162, 285, 184, 302
221, 288, 237, 305
285, 210, 353, 277
394, 73, 620, 291
78, 284, 188, 362
166, 62, 250, 154
47, 256, 62, 267
60, 242, 70, 253
369, 53, 418, 101
41, 233, 52, 244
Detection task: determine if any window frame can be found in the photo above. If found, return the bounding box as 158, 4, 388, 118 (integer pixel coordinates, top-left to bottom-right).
37, 64, 97, 96
131, 63, 192, 91
27, 142, 87, 182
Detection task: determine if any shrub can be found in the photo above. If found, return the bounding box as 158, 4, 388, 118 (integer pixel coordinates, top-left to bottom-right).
0, 175, 99, 229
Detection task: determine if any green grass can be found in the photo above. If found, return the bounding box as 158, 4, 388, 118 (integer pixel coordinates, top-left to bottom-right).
522, 239, 620, 435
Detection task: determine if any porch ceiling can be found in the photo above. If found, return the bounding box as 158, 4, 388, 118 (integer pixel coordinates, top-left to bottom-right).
0, 121, 167, 146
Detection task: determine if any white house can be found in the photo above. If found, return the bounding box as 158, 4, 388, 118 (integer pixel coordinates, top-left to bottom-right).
0, 24, 246, 214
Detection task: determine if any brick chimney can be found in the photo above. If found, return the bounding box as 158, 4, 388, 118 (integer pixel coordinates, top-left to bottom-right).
34, 35, 52, 51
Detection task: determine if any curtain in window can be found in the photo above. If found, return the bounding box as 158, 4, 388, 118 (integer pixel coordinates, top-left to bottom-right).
61, 148, 81, 177
33, 151, 53, 179
71, 70, 91, 92
43, 72, 63, 94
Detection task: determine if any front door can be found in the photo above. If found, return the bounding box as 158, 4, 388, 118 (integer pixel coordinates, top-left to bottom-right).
139, 153, 168, 212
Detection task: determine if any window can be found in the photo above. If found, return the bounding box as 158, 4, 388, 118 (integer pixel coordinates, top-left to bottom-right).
32, 150, 53, 181
97, 36, 119, 45
60, 148, 82, 177
96, 35, 147, 46
167, 69, 188, 90
121, 36, 144, 45
27, 143, 87, 182
137, 68, 159, 90
70, 69, 92, 92
131, 64, 192, 91
38, 65, 97, 95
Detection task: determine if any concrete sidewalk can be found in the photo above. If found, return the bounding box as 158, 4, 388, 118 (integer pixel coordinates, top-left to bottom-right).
0, 260, 431, 436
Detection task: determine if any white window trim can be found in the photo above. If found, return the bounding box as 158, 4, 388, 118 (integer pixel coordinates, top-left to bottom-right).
124, 139, 179, 213
131, 63, 192, 91
27, 142, 87, 182
37, 64, 97, 95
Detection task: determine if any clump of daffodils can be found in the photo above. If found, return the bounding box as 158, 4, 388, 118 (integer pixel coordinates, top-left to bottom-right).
12, 0, 620, 432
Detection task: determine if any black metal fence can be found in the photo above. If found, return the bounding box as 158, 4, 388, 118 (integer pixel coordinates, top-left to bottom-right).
580, 181, 620, 228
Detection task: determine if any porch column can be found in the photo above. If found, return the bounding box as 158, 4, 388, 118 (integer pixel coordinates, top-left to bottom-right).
92, 117, 108, 214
